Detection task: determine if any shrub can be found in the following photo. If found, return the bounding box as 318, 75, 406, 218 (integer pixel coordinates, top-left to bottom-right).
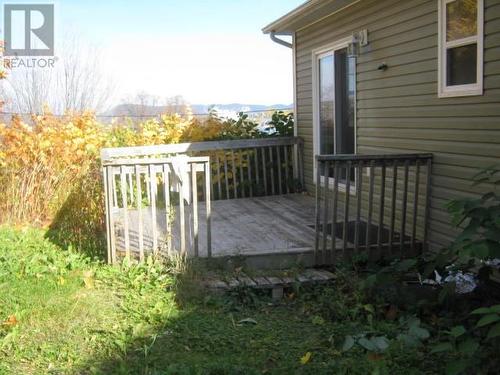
0, 109, 293, 257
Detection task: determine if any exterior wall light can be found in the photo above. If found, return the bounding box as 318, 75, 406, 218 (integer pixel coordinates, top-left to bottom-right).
347, 29, 368, 57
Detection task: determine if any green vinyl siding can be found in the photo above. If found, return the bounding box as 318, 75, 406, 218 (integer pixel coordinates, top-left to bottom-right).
295, 0, 500, 249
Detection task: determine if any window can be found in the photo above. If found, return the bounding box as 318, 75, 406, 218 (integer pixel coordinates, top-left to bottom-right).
313, 38, 356, 187
438, 0, 484, 97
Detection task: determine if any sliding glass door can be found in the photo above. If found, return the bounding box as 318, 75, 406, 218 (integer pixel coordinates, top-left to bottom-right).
316, 45, 356, 182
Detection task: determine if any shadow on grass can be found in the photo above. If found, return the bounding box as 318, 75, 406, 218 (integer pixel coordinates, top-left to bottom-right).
74, 263, 353, 375
76, 300, 343, 375
45, 165, 107, 260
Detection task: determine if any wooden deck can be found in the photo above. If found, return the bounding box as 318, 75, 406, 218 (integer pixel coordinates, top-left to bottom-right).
115, 193, 343, 260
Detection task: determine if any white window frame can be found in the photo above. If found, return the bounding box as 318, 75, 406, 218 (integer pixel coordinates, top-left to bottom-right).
312, 37, 357, 193
438, 0, 484, 97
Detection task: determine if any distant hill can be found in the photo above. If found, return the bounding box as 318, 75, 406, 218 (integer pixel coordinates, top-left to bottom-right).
104, 103, 293, 118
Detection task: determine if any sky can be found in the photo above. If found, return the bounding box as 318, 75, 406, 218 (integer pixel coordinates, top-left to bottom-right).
54, 0, 304, 106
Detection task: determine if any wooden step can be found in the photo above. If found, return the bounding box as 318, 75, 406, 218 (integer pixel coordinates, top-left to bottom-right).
203, 268, 335, 292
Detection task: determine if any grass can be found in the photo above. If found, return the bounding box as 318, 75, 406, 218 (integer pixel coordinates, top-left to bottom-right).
0, 226, 452, 374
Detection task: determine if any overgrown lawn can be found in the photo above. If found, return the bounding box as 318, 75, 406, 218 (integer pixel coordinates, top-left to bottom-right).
0, 226, 449, 374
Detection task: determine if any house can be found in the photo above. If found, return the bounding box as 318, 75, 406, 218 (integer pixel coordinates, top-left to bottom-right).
100, 0, 498, 267
263, 0, 500, 251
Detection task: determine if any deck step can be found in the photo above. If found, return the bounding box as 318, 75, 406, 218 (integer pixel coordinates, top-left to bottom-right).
203, 268, 335, 294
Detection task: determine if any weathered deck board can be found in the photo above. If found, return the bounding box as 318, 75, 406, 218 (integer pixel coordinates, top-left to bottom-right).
114, 194, 346, 258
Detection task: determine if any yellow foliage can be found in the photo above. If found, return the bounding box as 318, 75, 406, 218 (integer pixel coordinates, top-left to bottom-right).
0, 110, 252, 256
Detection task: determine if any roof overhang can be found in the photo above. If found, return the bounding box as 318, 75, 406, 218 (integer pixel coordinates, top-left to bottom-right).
262, 0, 359, 35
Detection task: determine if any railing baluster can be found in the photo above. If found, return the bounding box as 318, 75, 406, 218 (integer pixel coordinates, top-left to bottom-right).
321, 161, 330, 265
149, 165, 158, 255
411, 161, 421, 253
314, 159, 322, 261
261, 147, 268, 194
277, 146, 283, 195
400, 160, 410, 255
224, 152, 230, 200
389, 161, 398, 254
354, 161, 363, 253
343, 162, 351, 256
239, 149, 245, 198
231, 150, 237, 198
103, 166, 114, 263
269, 146, 276, 195
120, 166, 130, 259
298, 140, 305, 189
247, 150, 253, 197
423, 158, 432, 252
377, 163, 386, 252
366, 161, 375, 251
209, 158, 214, 201
254, 148, 259, 194
205, 161, 212, 257
113, 173, 119, 208
284, 145, 290, 194
216, 153, 222, 200
179, 167, 186, 256
330, 163, 339, 264
191, 162, 199, 257
136, 165, 144, 261
128, 172, 133, 206
163, 163, 171, 256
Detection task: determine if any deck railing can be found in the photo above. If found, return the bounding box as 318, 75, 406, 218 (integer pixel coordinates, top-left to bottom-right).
102, 156, 211, 263
101, 136, 305, 201
101, 136, 305, 263
314, 153, 433, 265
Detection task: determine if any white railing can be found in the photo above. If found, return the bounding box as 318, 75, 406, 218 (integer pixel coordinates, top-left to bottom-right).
102, 156, 211, 263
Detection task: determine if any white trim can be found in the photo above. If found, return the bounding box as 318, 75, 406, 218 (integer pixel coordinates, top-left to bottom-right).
438, 0, 484, 98
292, 32, 299, 180
312, 38, 357, 194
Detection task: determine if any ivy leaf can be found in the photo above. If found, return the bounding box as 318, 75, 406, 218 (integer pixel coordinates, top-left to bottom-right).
342, 335, 355, 351
371, 336, 390, 352
487, 322, 500, 339
358, 337, 376, 352
476, 314, 500, 328
449, 325, 466, 338
458, 338, 479, 355
471, 307, 492, 315
410, 325, 430, 340
397, 333, 420, 347
431, 342, 453, 353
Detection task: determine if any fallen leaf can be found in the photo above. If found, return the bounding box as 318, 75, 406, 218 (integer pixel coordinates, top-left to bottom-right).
2, 315, 18, 326
300, 352, 312, 365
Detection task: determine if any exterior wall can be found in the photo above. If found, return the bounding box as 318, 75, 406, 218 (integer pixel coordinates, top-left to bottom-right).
295, 0, 500, 248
